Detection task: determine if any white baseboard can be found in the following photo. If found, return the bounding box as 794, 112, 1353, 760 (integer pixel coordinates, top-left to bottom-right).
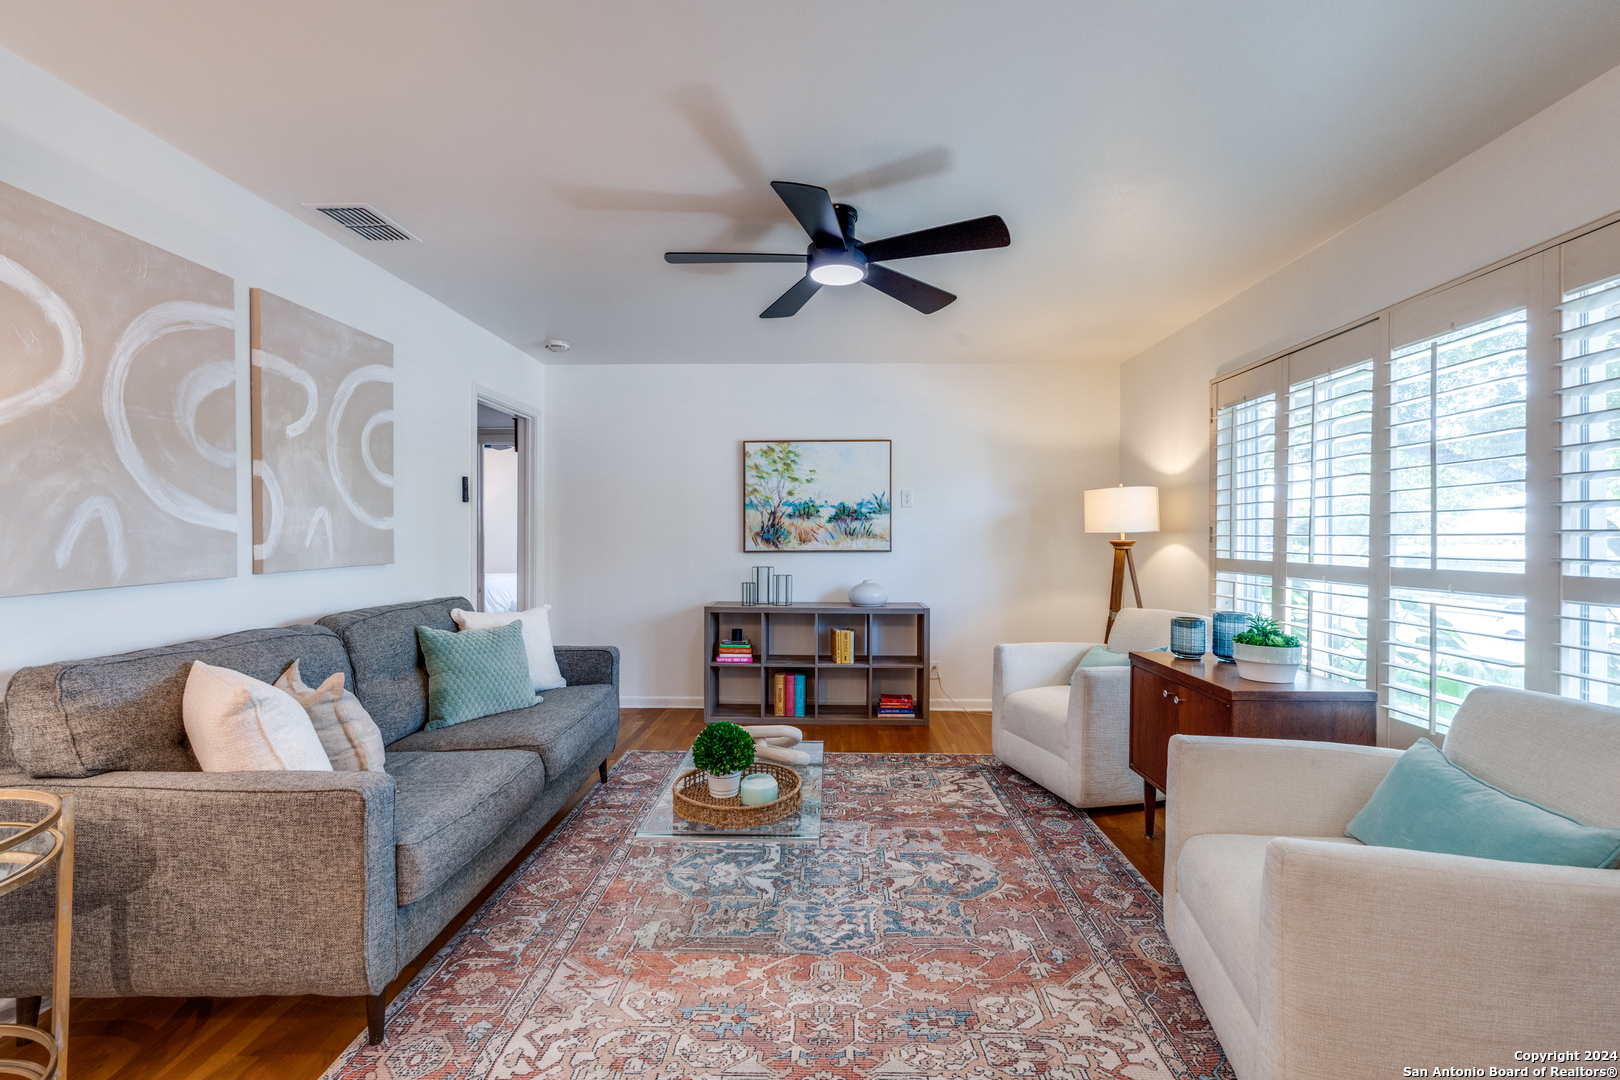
622, 695, 704, 709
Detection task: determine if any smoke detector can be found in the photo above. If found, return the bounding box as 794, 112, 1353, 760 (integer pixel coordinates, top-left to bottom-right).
303, 204, 419, 242
543, 339, 571, 353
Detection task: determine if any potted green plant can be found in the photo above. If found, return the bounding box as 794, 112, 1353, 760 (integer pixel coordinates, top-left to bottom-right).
691, 721, 757, 798
1231, 616, 1303, 683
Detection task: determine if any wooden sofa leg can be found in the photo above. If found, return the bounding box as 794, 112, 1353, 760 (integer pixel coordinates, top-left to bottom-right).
366, 991, 387, 1045
599, 759, 609, 783
16, 996, 41, 1029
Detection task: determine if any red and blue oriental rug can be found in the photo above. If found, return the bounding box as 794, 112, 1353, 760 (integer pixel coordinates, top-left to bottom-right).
322, 751, 1233, 1079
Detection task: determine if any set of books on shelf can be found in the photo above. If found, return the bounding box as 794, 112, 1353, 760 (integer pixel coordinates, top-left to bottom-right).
716, 637, 754, 664
830, 628, 857, 664
773, 672, 808, 717
879, 694, 915, 718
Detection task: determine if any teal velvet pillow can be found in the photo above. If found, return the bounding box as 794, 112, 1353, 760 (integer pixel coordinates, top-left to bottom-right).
1345, 738, 1620, 868
416, 621, 537, 730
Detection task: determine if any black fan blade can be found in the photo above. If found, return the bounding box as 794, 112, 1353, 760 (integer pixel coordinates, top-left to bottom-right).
770, 181, 845, 249
859, 215, 1010, 263
666, 252, 807, 263
863, 263, 956, 314
760, 276, 822, 318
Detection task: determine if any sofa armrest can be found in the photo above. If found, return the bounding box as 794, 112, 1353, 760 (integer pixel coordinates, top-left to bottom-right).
1258, 838, 1620, 1075
1164, 735, 1399, 918
0, 769, 396, 999
992, 643, 1099, 713
555, 645, 620, 689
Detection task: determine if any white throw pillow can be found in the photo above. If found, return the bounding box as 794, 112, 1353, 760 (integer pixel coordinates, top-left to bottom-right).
182, 661, 333, 772
451, 605, 567, 691
274, 660, 387, 772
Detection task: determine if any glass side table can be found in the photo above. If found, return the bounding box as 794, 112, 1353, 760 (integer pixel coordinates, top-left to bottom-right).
635, 742, 824, 843
1, 790, 74, 1080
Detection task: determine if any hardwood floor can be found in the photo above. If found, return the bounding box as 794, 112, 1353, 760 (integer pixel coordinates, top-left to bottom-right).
23, 708, 1164, 1080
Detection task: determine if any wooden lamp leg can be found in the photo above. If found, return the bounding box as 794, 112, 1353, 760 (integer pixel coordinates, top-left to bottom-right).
1103, 539, 1140, 643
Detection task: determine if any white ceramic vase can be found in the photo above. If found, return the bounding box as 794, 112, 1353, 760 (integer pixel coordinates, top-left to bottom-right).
849, 580, 888, 607
1232, 642, 1303, 684
707, 771, 743, 799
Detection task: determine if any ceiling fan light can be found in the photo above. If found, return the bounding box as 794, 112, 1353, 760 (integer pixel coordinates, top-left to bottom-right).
809, 263, 866, 286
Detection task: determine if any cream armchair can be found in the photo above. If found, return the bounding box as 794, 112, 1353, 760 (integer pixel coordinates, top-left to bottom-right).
991, 608, 1206, 808
1164, 686, 1620, 1080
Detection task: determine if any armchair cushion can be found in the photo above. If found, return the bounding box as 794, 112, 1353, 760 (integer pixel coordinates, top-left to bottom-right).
1345, 738, 1620, 867
1000, 686, 1075, 754
1177, 833, 1363, 1019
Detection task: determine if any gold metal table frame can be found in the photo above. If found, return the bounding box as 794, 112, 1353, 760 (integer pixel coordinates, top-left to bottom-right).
0, 790, 74, 1080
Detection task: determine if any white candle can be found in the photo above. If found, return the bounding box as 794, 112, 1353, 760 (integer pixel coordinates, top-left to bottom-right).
739, 773, 779, 806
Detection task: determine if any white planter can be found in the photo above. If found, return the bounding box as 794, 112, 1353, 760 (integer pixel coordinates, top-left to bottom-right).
706, 771, 743, 799
1232, 642, 1303, 684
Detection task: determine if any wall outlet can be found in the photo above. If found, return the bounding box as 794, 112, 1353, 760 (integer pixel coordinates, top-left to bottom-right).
898, 489, 914, 509
930, 663, 940, 679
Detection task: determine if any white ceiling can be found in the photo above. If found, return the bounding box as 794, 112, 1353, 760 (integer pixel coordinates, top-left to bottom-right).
5, 1, 1620, 366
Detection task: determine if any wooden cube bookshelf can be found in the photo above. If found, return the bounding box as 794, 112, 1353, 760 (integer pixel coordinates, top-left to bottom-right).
703, 602, 930, 724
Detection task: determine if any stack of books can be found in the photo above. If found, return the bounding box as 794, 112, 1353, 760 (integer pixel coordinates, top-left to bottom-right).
773, 672, 808, 717
716, 637, 754, 663
878, 694, 915, 718
830, 628, 857, 664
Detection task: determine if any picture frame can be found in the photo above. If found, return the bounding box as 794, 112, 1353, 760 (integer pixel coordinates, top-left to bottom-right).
743, 439, 892, 552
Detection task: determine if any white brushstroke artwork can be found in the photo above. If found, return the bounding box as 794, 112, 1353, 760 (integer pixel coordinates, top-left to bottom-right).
0, 180, 236, 598
251, 289, 393, 573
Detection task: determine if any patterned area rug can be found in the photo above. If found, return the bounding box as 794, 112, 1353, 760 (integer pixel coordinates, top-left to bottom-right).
323, 752, 1233, 1079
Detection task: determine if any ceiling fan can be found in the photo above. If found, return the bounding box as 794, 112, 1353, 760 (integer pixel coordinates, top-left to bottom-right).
665, 181, 1010, 318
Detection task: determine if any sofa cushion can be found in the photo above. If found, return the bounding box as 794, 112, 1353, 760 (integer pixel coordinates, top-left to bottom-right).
386, 684, 616, 779
1176, 833, 1363, 1019
183, 661, 333, 772
1000, 686, 1073, 756
386, 749, 545, 906
317, 597, 468, 744
5, 625, 354, 779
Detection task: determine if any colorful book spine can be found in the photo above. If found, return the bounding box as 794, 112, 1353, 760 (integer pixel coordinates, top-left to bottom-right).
794, 673, 805, 717
774, 673, 785, 717
831, 628, 856, 664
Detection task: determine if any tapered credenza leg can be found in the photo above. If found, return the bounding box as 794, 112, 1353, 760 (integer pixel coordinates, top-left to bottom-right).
1144, 780, 1156, 839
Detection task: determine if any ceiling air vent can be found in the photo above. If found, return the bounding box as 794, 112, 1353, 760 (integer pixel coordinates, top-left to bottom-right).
304, 204, 419, 242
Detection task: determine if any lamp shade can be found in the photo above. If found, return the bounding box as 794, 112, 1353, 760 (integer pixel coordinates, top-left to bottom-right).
1084, 486, 1160, 534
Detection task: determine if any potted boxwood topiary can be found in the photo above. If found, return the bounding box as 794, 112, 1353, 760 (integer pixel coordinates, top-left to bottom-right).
692, 721, 757, 798
1231, 616, 1304, 683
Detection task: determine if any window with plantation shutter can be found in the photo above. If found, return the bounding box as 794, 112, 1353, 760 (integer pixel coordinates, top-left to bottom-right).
1209, 215, 1620, 740
1214, 393, 1276, 563
1557, 222, 1620, 705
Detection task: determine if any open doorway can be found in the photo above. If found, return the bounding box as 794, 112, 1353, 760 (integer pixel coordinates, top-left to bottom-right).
476, 399, 534, 612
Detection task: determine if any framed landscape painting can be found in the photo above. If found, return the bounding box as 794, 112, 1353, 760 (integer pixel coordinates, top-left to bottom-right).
743, 439, 892, 552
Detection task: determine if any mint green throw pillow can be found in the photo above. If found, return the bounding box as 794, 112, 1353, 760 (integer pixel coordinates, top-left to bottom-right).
1345, 739, 1620, 868
1078, 645, 1132, 668
416, 621, 537, 730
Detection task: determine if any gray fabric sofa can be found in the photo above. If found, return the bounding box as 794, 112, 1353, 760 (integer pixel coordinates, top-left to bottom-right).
0, 596, 618, 1043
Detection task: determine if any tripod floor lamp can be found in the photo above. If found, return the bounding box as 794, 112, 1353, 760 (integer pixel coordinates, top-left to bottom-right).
1084, 485, 1160, 642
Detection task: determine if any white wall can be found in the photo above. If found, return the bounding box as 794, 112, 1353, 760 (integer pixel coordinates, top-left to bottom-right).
545, 363, 1121, 708
0, 45, 544, 690
1119, 62, 1620, 612
482, 446, 519, 574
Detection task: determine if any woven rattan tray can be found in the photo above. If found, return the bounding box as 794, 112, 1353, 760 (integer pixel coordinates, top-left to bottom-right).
671, 761, 802, 828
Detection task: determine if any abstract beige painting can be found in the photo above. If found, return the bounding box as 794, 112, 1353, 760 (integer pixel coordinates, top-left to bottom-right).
0, 180, 236, 598
250, 289, 393, 573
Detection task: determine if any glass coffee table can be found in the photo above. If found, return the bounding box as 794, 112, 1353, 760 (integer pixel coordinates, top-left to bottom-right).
634, 742, 824, 843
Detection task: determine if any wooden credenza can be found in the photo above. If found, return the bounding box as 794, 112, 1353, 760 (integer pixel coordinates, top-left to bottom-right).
1128, 651, 1377, 837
